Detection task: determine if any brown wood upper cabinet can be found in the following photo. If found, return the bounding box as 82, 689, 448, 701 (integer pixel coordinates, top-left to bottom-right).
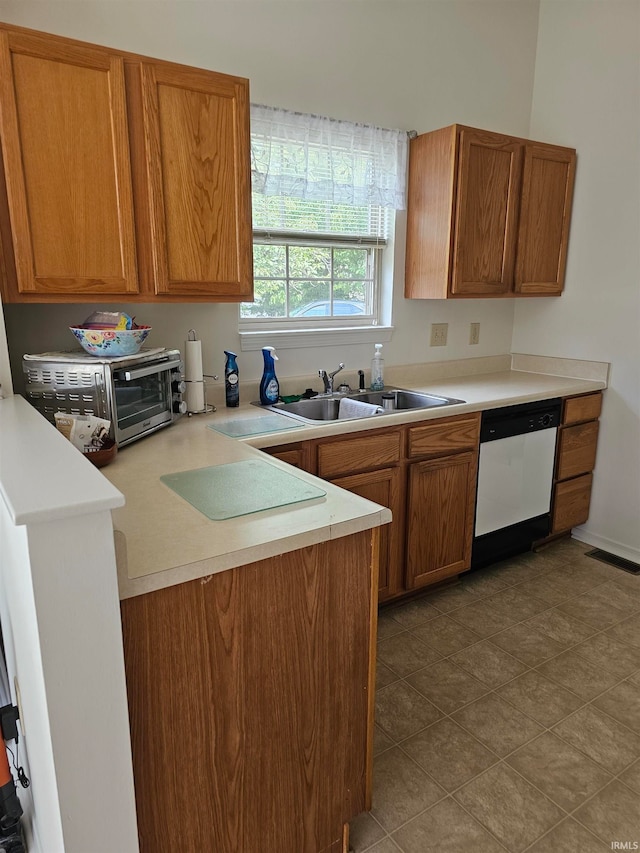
405, 125, 576, 299
0, 23, 253, 303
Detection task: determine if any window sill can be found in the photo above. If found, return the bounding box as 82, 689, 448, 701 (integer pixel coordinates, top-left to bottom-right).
238, 325, 394, 351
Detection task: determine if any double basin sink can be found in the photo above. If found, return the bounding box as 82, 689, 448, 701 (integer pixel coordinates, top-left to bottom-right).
262, 388, 465, 424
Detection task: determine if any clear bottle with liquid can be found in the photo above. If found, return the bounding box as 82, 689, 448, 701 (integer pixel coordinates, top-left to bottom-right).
370, 343, 384, 391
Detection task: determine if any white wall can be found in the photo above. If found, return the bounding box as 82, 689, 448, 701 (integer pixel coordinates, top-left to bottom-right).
512, 0, 640, 561
0, 0, 542, 390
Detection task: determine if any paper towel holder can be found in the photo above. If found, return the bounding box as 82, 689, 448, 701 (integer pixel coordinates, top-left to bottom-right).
185, 329, 217, 415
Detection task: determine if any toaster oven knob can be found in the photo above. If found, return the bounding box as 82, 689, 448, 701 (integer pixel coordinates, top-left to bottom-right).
173, 400, 188, 414
172, 379, 186, 394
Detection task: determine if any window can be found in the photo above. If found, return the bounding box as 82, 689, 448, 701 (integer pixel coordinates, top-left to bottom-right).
240, 105, 407, 340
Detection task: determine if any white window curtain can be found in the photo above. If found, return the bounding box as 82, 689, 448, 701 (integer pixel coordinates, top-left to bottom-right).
250, 104, 408, 213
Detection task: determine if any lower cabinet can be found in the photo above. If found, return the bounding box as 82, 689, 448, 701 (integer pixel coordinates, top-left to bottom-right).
405, 451, 478, 589
121, 531, 377, 853
272, 413, 481, 603
330, 467, 405, 600
551, 392, 601, 535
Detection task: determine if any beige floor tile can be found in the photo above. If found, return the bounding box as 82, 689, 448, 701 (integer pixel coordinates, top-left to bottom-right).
458, 566, 511, 596
492, 554, 551, 581
606, 612, 640, 649
454, 763, 564, 852
593, 681, 640, 734
382, 596, 440, 629
620, 758, 640, 794
496, 670, 583, 727
606, 571, 640, 594
452, 693, 543, 757
536, 649, 620, 700
572, 633, 640, 679
375, 681, 442, 741
548, 537, 591, 559
588, 581, 640, 614
525, 608, 597, 647
409, 614, 482, 656
565, 553, 618, 578
424, 583, 479, 613
552, 705, 640, 773
448, 600, 518, 638
512, 574, 574, 606
370, 747, 445, 833
374, 724, 395, 755
549, 563, 611, 595
483, 586, 550, 620
574, 779, 640, 846
391, 797, 506, 853
506, 731, 612, 811
491, 622, 566, 667
349, 810, 386, 852
407, 659, 489, 714
402, 718, 497, 792
526, 818, 610, 852
376, 660, 399, 690
557, 590, 635, 629
367, 839, 401, 853
377, 631, 442, 677
377, 610, 406, 639
629, 670, 640, 686
450, 640, 527, 688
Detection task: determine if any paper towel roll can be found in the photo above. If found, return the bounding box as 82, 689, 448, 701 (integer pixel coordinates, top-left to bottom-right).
184, 334, 206, 412
185, 381, 205, 413
184, 338, 204, 383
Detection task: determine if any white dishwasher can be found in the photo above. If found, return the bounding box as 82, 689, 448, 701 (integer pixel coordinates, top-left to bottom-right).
472, 398, 562, 569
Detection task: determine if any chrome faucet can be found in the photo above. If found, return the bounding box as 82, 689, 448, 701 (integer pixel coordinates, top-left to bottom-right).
319, 363, 345, 394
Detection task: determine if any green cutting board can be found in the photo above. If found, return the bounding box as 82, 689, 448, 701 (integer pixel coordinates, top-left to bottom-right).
208, 415, 303, 438
160, 458, 326, 520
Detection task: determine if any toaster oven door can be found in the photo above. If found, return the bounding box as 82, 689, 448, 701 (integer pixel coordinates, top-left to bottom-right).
112, 363, 174, 445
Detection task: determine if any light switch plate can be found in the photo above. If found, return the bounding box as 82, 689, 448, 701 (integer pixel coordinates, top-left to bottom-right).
470, 322, 480, 345
430, 323, 448, 346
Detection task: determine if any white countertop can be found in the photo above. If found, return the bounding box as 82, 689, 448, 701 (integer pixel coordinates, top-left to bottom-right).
102, 360, 607, 599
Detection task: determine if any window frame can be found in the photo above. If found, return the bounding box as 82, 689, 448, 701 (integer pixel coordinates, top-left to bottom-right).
239, 230, 385, 331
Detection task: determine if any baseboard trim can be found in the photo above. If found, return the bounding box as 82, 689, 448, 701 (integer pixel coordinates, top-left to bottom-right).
570, 529, 640, 566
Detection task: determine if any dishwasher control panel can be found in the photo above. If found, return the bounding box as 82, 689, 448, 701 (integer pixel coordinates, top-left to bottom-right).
480, 398, 561, 442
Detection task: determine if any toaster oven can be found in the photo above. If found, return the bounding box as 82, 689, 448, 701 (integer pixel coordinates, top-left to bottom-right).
23, 348, 186, 446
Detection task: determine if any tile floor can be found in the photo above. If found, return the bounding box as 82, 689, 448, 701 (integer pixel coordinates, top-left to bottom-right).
350, 538, 640, 852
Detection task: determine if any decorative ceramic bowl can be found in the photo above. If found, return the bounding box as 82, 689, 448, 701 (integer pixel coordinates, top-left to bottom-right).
70, 325, 152, 357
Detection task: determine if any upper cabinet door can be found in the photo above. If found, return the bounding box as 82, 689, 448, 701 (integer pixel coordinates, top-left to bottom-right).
451, 129, 522, 296
515, 144, 576, 295
135, 61, 253, 299
0, 30, 138, 297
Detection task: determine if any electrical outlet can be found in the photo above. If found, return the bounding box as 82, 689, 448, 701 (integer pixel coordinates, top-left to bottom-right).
430, 323, 448, 347
470, 322, 480, 345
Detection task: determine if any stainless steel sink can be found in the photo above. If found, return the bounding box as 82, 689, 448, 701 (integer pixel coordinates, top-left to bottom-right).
257, 388, 465, 424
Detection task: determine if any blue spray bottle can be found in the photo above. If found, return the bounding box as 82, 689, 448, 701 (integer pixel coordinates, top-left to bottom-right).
259, 346, 280, 405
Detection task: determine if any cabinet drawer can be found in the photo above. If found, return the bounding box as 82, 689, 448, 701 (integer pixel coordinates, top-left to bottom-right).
563, 392, 602, 425
407, 415, 480, 459
556, 421, 599, 480
317, 430, 401, 479
552, 473, 593, 533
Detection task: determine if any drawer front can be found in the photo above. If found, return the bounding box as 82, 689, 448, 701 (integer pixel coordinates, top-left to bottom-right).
407, 415, 480, 459
552, 473, 593, 533
263, 442, 312, 472
556, 421, 599, 480
563, 392, 602, 425
317, 430, 401, 478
